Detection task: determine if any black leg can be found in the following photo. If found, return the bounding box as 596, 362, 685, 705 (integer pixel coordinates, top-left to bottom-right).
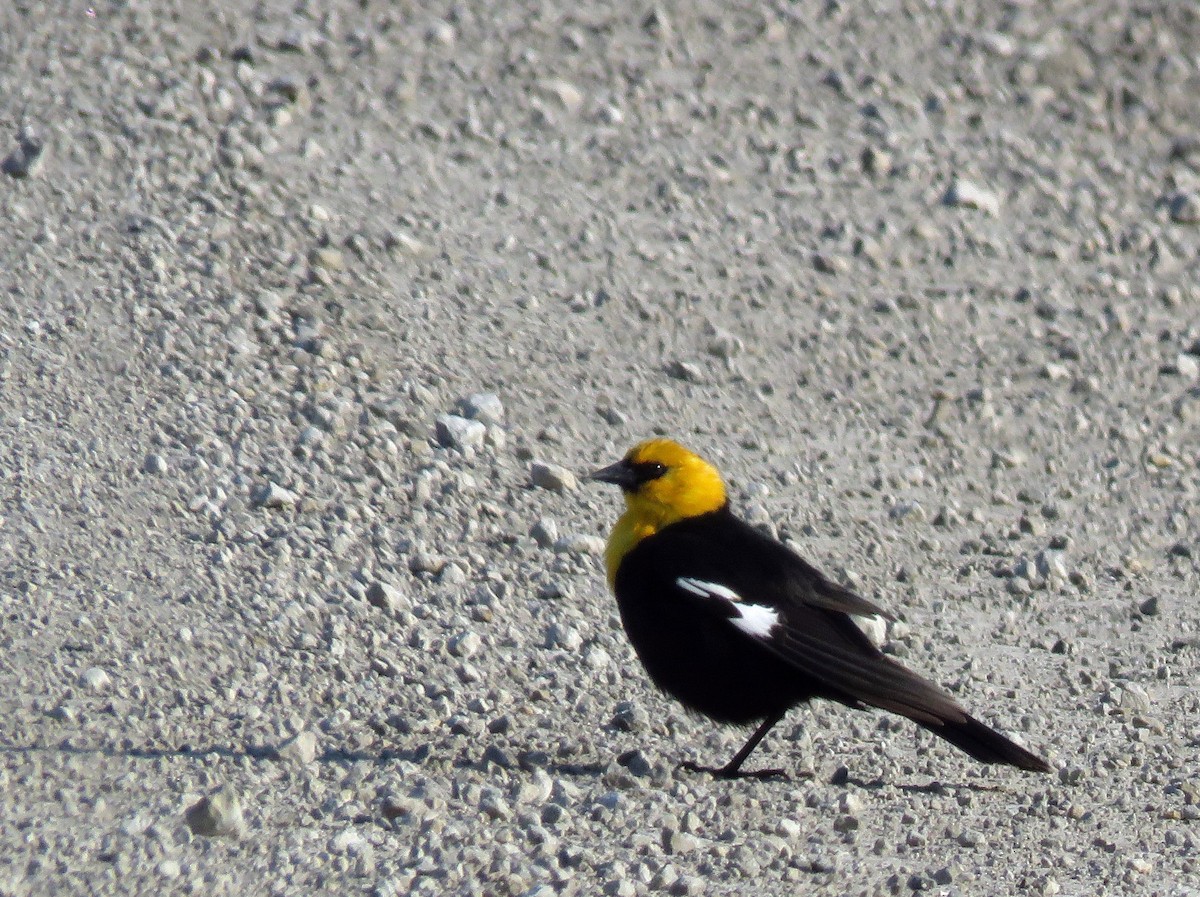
680, 709, 789, 780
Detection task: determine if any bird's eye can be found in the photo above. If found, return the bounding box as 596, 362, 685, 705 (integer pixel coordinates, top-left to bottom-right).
632, 460, 668, 483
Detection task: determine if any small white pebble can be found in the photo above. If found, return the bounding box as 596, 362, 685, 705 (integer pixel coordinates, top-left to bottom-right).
256, 482, 299, 509
1175, 354, 1199, 378
531, 462, 578, 492
944, 178, 1000, 215
80, 667, 110, 690
448, 631, 482, 658
184, 786, 246, 838
142, 453, 168, 474
276, 729, 318, 764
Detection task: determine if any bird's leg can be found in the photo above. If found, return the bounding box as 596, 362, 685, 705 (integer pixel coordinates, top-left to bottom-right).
680, 710, 789, 780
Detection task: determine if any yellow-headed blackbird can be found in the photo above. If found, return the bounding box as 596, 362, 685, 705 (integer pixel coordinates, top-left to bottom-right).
590, 438, 1050, 778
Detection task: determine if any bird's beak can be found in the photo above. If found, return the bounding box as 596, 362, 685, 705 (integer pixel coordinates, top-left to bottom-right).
588, 459, 636, 490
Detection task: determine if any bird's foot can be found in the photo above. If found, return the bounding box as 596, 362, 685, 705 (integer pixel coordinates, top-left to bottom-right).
679, 760, 790, 781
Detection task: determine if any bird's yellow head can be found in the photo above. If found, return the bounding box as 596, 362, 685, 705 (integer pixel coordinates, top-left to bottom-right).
591, 438, 727, 521
590, 439, 727, 583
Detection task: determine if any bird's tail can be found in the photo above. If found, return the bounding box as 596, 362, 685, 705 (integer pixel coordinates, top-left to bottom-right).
919, 713, 1051, 772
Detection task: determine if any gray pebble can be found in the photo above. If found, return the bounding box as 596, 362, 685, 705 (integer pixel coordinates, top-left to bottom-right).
584, 645, 612, 669
855, 615, 888, 648
436, 414, 486, 450
665, 360, 703, 383
671, 875, 704, 896
255, 482, 299, 509
310, 246, 345, 271
409, 547, 447, 575
663, 828, 702, 854
439, 562, 468, 585
275, 729, 318, 764
383, 230, 427, 255
1035, 549, 1068, 585
1128, 857, 1153, 875
2, 129, 45, 178
142, 453, 168, 474
1170, 135, 1200, 160
536, 580, 570, 600
554, 533, 606, 556
1042, 362, 1070, 381
266, 75, 310, 108
605, 880, 637, 897
544, 623, 582, 651
861, 144, 892, 176
1012, 557, 1045, 588
1007, 576, 1033, 596
991, 448, 1026, 469
461, 392, 504, 425
813, 252, 848, 275
184, 786, 246, 838
833, 813, 859, 832
889, 501, 926, 523
598, 406, 628, 426
448, 631, 482, 659
531, 461, 578, 491
515, 770, 553, 804
617, 749, 652, 777
1174, 353, 1200, 379
1119, 682, 1152, 714
944, 178, 1000, 215
426, 19, 455, 46
79, 667, 110, 691
610, 700, 649, 732
481, 744, 514, 769
957, 829, 982, 847
1168, 192, 1200, 224
933, 505, 962, 527
277, 27, 319, 53
531, 518, 559, 548
366, 580, 408, 613
706, 329, 743, 359
776, 818, 803, 839
330, 828, 369, 857
478, 788, 510, 820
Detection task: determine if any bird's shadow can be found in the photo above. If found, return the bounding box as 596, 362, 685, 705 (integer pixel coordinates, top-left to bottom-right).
0, 741, 1009, 792
0, 738, 436, 766
0, 738, 608, 778
837, 772, 1010, 795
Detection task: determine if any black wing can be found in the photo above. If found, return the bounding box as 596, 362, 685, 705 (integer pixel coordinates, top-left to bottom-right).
617, 509, 966, 722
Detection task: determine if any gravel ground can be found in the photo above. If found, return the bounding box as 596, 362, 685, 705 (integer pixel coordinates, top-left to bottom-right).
2, 1, 1200, 895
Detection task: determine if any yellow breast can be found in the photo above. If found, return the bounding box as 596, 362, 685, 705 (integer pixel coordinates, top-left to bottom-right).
604, 510, 658, 585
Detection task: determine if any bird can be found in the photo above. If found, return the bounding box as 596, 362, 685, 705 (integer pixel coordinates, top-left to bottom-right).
588, 437, 1051, 779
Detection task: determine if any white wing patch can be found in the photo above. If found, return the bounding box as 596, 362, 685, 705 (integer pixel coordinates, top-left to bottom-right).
676, 577, 780, 639
676, 577, 741, 602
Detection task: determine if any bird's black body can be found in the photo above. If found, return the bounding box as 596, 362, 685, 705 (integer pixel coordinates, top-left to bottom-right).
613, 506, 1050, 773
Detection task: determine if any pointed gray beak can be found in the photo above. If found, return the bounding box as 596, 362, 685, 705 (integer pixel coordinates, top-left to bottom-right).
588, 459, 636, 490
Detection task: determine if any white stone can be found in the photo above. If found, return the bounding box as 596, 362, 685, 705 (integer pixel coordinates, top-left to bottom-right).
531, 462, 577, 491
436, 415, 486, 450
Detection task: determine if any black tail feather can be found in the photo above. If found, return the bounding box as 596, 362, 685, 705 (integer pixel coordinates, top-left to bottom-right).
920, 714, 1050, 772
